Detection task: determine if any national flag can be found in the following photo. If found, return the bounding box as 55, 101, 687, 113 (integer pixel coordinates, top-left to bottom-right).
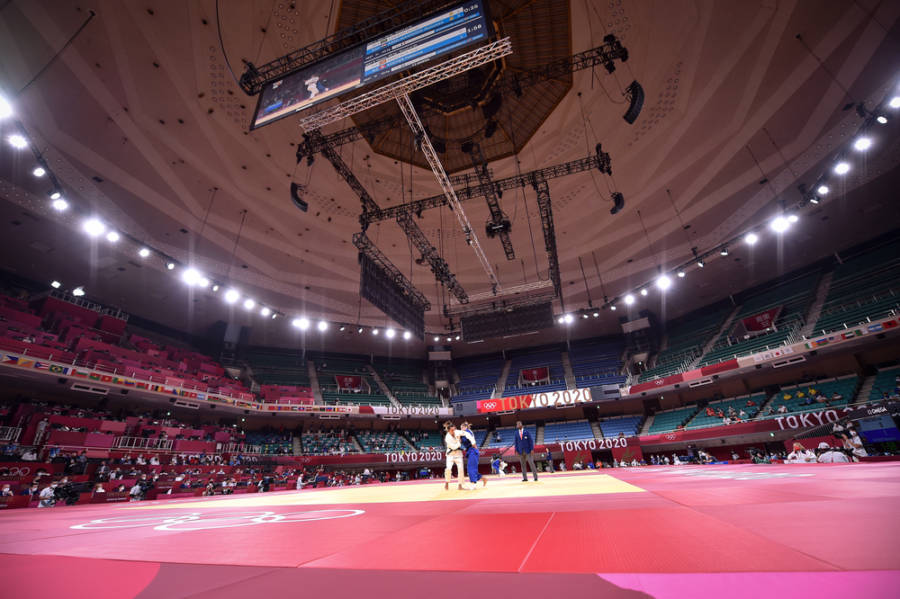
71, 369, 89, 378
841, 331, 860, 340
100, 375, 112, 383
33, 362, 49, 370
123, 379, 135, 386
813, 339, 829, 347
868, 323, 884, 333
883, 320, 898, 329
2, 355, 18, 365
89, 373, 101, 381
18, 360, 34, 369
49, 364, 66, 374
136, 382, 148, 389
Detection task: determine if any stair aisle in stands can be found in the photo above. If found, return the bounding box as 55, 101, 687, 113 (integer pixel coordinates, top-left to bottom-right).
308, 360, 323, 404
800, 272, 834, 338
492, 359, 512, 398
561, 351, 576, 390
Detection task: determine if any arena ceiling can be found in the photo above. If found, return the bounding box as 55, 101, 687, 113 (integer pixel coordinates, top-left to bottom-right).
0, 0, 899, 356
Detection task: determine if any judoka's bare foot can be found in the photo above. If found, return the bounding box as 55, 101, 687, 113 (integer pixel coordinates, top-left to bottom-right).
482, 478, 487, 487
457, 484, 463, 490
444, 482, 448, 490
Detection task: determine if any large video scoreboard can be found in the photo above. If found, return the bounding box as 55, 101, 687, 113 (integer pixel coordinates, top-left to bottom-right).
251, 1, 489, 129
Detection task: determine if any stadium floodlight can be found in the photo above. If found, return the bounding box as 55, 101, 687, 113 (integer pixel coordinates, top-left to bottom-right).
446, 337, 452, 342
770, 215, 790, 233
292, 317, 310, 330
7, 133, 27, 149
32, 167, 46, 177
385, 328, 396, 339
557, 316, 565, 324
51, 198, 69, 212
224, 288, 240, 303
0, 96, 12, 119
50, 280, 61, 289
317, 320, 328, 331
745, 232, 759, 246
656, 274, 672, 291
677, 270, 686, 278
271, 313, 278, 319
610, 304, 617, 311
720, 247, 729, 256
640, 288, 648, 296
876, 115, 888, 124
852, 137, 872, 152
260, 307, 271, 317
593, 312, 599, 317
243, 298, 255, 310
787, 214, 799, 223
624, 294, 635, 305
372, 329, 379, 336
198, 277, 210, 288
403, 331, 412, 340
166, 262, 175, 270
889, 96, 900, 109
138, 247, 151, 258
816, 184, 829, 196
50, 191, 61, 200
72, 286, 85, 297
358, 327, 364, 334
697, 259, 705, 268
181, 268, 202, 286
105, 231, 120, 243
82, 218, 106, 237
564, 314, 574, 324
434, 336, 440, 342
455, 335, 460, 340
833, 161, 850, 175
339, 325, 346, 331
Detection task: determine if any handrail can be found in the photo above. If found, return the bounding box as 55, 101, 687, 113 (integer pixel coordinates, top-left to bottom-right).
0, 426, 21, 443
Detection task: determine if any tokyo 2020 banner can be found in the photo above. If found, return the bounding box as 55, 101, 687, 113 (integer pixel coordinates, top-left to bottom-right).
476, 388, 593, 413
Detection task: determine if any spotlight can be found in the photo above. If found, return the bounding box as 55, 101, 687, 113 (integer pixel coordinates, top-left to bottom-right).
787, 214, 799, 223
105, 231, 120, 243
0, 96, 12, 119
816, 184, 829, 196
744, 232, 759, 245
593, 312, 599, 317
582, 314, 589, 319
720, 247, 729, 256
358, 327, 364, 334
610, 305, 616, 311
403, 331, 412, 340
271, 313, 277, 319
385, 328, 395, 339
624, 294, 635, 305
72, 286, 85, 297
181, 268, 202, 286
212, 284, 219, 292
697, 260, 705, 268
138, 247, 151, 258
446, 337, 452, 342
32, 167, 46, 177
833, 162, 850, 175
82, 218, 106, 237
51, 198, 69, 212
292, 317, 310, 330
50, 280, 61, 289
809, 196, 819, 205
876, 115, 888, 124
563, 314, 574, 324
434, 336, 440, 342
770, 216, 790, 233
339, 326, 346, 331
198, 277, 210, 288
372, 329, 379, 336
260, 307, 271, 317
640, 288, 648, 296
224, 288, 240, 303
889, 96, 900, 109
317, 320, 328, 331
853, 137, 872, 152
49, 191, 61, 200
7, 134, 27, 149
243, 298, 255, 310
656, 274, 672, 291
166, 262, 175, 270
455, 335, 460, 340
677, 270, 686, 278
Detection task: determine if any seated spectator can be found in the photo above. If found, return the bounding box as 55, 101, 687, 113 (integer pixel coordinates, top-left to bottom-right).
20, 448, 37, 461
38, 484, 56, 507
20, 483, 38, 497
785, 442, 816, 463
92, 483, 106, 494
816, 442, 849, 463
777, 405, 788, 414
738, 409, 748, 419
705, 407, 715, 417
843, 431, 868, 459
1, 484, 12, 497
746, 399, 756, 407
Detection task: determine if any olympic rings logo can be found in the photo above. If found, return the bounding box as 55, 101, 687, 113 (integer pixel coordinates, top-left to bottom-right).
70, 509, 364, 531
482, 402, 497, 409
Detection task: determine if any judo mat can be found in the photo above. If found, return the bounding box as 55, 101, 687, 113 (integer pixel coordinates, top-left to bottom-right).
0, 463, 897, 598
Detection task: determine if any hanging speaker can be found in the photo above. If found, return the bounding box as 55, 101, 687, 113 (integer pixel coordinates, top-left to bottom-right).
290, 182, 309, 212
623, 80, 644, 125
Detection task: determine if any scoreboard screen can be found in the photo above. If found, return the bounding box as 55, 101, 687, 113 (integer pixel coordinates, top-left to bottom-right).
251, 1, 489, 129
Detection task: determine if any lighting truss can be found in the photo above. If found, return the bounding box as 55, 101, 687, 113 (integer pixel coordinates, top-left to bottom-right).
532, 178, 562, 300
299, 38, 513, 131
396, 92, 499, 292
294, 37, 631, 158
352, 232, 430, 311
466, 142, 514, 260
238, 0, 449, 95
363, 145, 612, 223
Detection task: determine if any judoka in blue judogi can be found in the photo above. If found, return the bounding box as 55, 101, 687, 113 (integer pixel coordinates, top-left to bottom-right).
459, 422, 486, 488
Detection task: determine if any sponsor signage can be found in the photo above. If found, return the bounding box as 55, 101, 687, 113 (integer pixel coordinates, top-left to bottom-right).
476, 388, 593, 413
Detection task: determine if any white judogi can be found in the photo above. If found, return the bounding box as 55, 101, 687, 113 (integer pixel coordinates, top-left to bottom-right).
444, 430, 464, 486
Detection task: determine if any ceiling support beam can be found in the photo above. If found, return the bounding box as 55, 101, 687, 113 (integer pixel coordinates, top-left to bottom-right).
532, 178, 562, 302
465, 141, 515, 260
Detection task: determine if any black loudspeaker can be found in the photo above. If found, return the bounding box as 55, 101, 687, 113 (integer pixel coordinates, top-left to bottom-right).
57, 378, 67, 384
210, 405, 216, 410
169, 398, 176, 403
120, 389, 129, 395
623, 80, 644, 124
610, 192, 625, 215
290, 182, 309, 212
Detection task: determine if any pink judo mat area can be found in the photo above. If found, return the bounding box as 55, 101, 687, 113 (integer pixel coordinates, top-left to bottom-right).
0, 462, 897, 598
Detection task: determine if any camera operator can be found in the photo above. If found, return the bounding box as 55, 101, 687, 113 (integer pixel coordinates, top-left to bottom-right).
54, 476, 79, 506
129, 474, 154, 502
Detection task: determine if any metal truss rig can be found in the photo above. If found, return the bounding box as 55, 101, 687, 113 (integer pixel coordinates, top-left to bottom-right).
532, 179, 562, 300
351, 232, 430, 312
467, 142, 514, 260
294, 36, 631, 158
396, 93, 499, 293
299, 38, 513, 132
362, 144, 612, 223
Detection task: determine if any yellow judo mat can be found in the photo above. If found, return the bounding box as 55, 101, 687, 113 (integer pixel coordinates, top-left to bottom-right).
130, 472, 644, 510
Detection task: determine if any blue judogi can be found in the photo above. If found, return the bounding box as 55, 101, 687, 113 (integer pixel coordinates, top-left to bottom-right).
460, 430, 482, 484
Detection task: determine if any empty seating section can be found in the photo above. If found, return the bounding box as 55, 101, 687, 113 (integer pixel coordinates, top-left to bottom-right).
698, 272, 820, 366
647, 405, 700, 433
355, 430, 408, 453
768, 377, 858, 415
503, 346, 567, 397
542, 420, 594, 442
813, 239, 900, 335
598, 415, 642, 437
567, 338, 626, 386
315, 355, 390, 407
639, 304, 732, 382
869, 366, 900, 401
483, 425, 536, 448
412, 431, 444, 449
242, 348, 310, 388
685, 394, 765, 429
373, 358, 440, 406
301, 429, 355, 454
243, 431, 293, 454
453, 355, 504, 402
